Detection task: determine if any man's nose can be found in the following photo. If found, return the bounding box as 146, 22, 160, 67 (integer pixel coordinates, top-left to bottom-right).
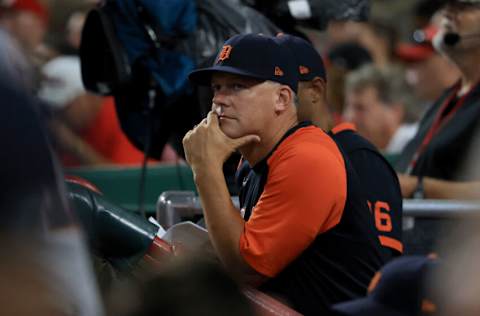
213, 91, 228, 107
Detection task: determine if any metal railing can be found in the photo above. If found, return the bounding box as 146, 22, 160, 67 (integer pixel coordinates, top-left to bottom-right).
156, 190, 480, 227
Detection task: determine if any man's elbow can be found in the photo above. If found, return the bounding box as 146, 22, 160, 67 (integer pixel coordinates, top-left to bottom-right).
228, 255, 269, 287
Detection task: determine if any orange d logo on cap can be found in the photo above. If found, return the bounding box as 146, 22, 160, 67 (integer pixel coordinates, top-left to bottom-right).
217, 45, 233, 63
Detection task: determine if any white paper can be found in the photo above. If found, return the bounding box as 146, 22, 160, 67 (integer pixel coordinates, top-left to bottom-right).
162, 221, 215, 256
149, 216, 166, 238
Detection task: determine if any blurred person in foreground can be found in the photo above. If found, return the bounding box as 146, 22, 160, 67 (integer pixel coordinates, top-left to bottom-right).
331, 255, 440, 316
396, 0, 480, 199
0, 66, 103, 314
343, 64, 419, 155
183, 33, 384, 315
107, 258, 254, 316
432, 221, 480, 316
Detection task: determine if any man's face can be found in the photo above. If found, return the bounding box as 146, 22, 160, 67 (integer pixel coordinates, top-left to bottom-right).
406, 54, 457, 102
211, 73, 277, 139
434, 3, 480, 54
343, 86, 390, 146
296, 81, 315, 122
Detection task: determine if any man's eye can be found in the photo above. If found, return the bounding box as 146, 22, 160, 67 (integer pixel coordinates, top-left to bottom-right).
231, 84, 246, 91
211, 84, 221, 92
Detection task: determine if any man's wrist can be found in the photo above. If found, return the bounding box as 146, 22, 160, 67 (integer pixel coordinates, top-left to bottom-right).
192, 164, 223, 183
412, 176, 424, 199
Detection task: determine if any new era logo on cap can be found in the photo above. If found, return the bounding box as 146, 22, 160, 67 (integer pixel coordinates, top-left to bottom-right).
189, 33, 298, 93
274, 66, 284, 76
299, 65, 310, 75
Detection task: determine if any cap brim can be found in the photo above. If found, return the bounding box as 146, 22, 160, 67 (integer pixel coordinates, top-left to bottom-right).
331, 297, 407, 316
396, 43, 435, 63
188, 65, 267, 86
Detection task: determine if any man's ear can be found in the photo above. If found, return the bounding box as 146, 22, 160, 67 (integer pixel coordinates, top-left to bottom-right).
310, 77, 327, 102
274, 86, 294, 114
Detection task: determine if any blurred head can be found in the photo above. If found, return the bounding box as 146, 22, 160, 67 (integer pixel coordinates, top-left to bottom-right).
432, 0, 480, 59
0, 0, 48, 52
325, 42, 373, 116
107, 258, 255, 316
189, 34, 298, 139
398, 25, 461, 103
344, 64, 417, 150
326, 19, 396, 67
332, 256, 440, 316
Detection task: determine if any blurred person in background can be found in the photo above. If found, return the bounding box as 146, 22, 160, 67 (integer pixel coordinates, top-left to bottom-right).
412, 0, 448, 30
39, 55, 174, 167
343, 64, 419, 155
39, 9, 178, 167
324, 41, 373, 121
396, 0, 480, 199
397, 22, 460, 116
0, 0, 48, 91
326, 19, 398, 68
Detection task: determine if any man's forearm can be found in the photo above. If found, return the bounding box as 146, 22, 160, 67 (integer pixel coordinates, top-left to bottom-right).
193, 165, 249, 278
424, 177, 480, 200
399, 173, 480, 199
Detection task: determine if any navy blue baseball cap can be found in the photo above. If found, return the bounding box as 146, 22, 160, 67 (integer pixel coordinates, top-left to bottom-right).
331, 256, 439, 316
188, 33, 298, 93
274, 34, 326, 82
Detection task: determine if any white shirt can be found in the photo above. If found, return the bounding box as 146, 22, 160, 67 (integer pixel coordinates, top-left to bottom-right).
385, 123, 419, 155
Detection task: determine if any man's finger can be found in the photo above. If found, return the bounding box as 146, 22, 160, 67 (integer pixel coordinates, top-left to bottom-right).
231, 134, 261, 149
206, 110, 219, 126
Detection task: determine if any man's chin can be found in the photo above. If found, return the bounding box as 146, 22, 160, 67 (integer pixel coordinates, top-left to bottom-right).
220, 127, 244, 140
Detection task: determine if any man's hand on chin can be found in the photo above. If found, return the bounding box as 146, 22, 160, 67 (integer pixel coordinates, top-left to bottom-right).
182, 111, 260, 173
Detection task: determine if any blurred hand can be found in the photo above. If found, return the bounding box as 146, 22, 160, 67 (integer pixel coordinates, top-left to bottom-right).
397, 173, 418, 198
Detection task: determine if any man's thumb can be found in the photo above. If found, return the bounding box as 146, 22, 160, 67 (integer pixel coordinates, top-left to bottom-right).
233, 134, 261, 148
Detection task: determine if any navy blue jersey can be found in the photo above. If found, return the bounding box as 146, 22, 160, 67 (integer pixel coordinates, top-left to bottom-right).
330, 123, 403, 260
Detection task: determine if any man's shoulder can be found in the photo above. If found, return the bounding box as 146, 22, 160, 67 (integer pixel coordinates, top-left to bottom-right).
276, 125, 340, 156
267, 125, 345, 171
332, 127, 375, 152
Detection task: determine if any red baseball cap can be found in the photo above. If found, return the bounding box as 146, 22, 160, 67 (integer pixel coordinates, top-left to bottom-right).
0, 0, 49, 24
396, 25, 438, 63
